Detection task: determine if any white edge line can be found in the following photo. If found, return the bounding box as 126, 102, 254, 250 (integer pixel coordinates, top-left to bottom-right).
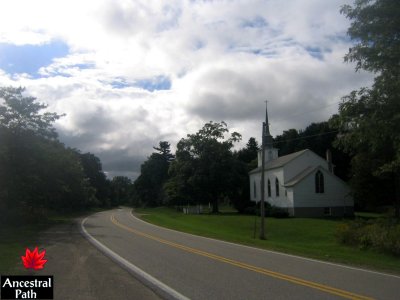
80, 216, 190, 300
129, 209, 400, 279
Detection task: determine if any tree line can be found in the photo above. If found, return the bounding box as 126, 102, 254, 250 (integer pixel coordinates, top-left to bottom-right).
129, 119, 370, 213
0, 87, 131, 224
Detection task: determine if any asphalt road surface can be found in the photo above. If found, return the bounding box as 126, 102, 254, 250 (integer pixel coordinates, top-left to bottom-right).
82, 208, 400, 300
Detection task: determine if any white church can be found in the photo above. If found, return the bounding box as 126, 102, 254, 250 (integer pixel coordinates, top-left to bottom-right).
249, 106, 354, 217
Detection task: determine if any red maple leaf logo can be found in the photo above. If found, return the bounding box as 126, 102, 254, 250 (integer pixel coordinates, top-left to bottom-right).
21, 247, 47, 270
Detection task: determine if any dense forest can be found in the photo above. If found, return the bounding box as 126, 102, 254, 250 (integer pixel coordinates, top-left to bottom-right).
0, 87, 131, 224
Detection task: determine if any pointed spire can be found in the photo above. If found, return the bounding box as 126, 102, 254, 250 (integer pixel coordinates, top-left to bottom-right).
263, 101, 273, 149
265, 100, 270, 135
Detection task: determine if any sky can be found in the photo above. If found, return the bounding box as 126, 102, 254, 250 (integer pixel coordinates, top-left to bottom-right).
0, 0, 374, 179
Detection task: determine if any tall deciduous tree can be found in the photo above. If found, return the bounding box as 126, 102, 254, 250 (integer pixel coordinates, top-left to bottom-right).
334, 0, 400, 216
341, 0, 400, 76
0, 87, 96, 222
0, 87, 63, 139
232, 137, 260, 212
165, 121, 241, 213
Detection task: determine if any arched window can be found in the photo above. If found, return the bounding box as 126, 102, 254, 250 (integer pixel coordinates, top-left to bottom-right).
253, 181, 257, 198
275, 178, 280, 197
267, 179, 271, 197
315, 170, 324, 193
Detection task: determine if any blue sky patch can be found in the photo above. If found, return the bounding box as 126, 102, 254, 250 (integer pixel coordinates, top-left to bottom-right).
71, 63, 96, 70
305, 46, 324, 60
0, 41, 69, 78
107, 76, 171, 91
109, 79, 134, 89
135, 76, 171, 92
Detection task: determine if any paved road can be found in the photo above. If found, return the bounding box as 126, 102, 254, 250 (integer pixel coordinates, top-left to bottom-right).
82, 208, 400, 300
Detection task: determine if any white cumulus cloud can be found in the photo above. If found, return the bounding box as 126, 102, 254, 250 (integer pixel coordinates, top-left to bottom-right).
0, 0, 373, 179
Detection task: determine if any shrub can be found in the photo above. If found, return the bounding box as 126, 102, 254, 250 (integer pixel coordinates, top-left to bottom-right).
269, 206, 290, 218
335, 223, 356, 244
384, 225, 400, 256
335, 218, 400, 256
241, 203, 289, 218
243, 206, 258, 215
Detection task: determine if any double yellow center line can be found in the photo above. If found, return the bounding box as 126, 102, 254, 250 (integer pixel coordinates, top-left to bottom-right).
110, 214, 373, 300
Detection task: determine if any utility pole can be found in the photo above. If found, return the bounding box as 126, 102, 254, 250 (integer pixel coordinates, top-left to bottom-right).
259, 101, 267, 240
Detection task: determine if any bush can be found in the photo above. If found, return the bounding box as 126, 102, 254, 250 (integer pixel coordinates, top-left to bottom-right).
269, 206, 290, 218
386, 226, 400, 256
335, 223, 356, 244
243, 206, 258, 215
335, 218, 400, 256
241, 202, 289, 218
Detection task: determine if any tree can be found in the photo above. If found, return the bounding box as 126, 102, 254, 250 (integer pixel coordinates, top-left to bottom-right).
274, 129, 301, 156
80, 152, 110, 207
153, 141, 175, 162
231, 138, 260, 212
236, 137, 259, 164
0, 87, 96, 223
165, 121, 241, 213
334, 0, 400, 216
273, 122, 351, 181
132, 141, 174, 206
110, 176, 132, 206
341, 0, 400, 76
0, 87, 63, 139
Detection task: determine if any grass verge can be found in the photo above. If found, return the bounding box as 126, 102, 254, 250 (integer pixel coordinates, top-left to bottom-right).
0, 208, 104, 274
0, 223, 49, 274
136, 207, 400, 274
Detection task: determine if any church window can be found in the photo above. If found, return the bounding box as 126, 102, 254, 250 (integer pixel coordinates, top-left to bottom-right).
267, 179, 271, 197
315, 171, 324, 193
275, 178, 279, 197
253, 181, 257, 198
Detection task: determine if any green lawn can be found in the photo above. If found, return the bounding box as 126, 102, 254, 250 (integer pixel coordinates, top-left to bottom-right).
0, 224, 50, 274
0, 208, 103, 274
136, 207, 400, 274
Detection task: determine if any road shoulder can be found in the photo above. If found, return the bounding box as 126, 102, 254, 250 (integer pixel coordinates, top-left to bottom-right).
34, 220, 160, 300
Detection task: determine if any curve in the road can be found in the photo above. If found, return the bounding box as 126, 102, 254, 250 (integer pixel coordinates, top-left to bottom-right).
81, 216, 189, 300
109, 213, 373, 300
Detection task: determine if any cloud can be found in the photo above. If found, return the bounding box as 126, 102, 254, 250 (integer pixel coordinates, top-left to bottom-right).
0, 0, 374, 179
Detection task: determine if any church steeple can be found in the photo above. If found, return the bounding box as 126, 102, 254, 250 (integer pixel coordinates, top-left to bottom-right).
264, 102, 273, 149
258, 101, 279, 167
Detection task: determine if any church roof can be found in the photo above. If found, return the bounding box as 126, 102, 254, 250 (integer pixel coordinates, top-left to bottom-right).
284, 166, 317, 187
248, 149, 309, 174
